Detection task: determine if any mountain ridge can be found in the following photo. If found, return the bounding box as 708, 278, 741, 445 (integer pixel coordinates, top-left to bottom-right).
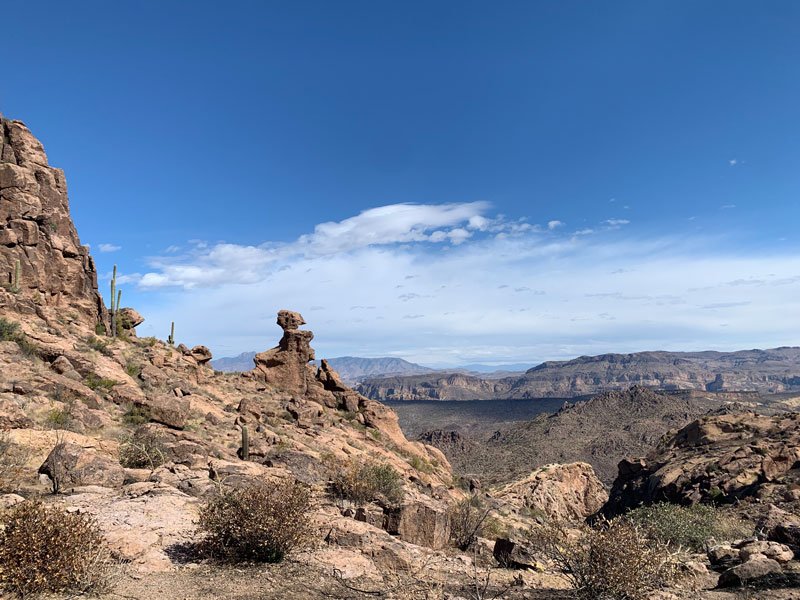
358, 347, 800, 401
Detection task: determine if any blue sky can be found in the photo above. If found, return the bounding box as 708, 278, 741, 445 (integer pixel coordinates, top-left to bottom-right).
2, 1, 799, 365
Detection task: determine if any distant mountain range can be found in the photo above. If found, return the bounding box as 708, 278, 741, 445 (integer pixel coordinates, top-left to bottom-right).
356, 347, 800, 401
210, 352, 528, 384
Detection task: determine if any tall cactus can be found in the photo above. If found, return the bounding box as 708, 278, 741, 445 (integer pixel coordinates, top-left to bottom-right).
168, 321, 175, 346
109, 265, 117, 338
241, 426, 249, 461
11, 259, 20, 293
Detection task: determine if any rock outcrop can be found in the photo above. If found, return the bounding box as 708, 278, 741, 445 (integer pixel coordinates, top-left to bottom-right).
245, 310, 411, 446
494, 462, 608, 520
603, 411, 800, 516
0, 116, 106, 329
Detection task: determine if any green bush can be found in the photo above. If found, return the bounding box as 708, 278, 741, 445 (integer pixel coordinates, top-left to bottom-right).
84, 373, 117, 393
198, 479, 313, 563
329, 457, 405, 505
121, 404, 150, 426
623, 502, 752, 552
0, 318, 38, 357
0, 500, 117, 597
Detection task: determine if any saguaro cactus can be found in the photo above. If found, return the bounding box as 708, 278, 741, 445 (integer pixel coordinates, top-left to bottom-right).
168, 322, 175, 346
109, 265, 117, 337
11, 259, 20, 293
241, 426, 249, 461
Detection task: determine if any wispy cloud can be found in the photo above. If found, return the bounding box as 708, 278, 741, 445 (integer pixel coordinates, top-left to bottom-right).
129, 203, 800, 364
547, 220, 565, 230
98, 243, 121, 253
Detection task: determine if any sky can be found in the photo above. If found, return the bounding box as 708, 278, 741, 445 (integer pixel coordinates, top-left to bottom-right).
2, 1, 800, 366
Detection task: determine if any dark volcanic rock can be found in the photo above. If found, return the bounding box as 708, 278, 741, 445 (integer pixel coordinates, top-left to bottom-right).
603, 411, 800, 516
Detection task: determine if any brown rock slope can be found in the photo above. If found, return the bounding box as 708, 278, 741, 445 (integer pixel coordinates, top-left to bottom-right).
358, 348, 800, 401
422, 386, 721, 486
0, 115, 106, 330
603, 410, 800, 517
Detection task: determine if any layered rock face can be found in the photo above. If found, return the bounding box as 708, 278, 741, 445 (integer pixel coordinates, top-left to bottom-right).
358, 347, 800, 401
0, 117, 105, 329
603, 411, 800, 516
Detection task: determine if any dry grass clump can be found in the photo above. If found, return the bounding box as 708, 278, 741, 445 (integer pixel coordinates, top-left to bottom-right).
118, 427, 166, 469
198, 479, 313, 563
0, 430, 29, 492
623, 502, 753, 552
0, 500, 117, 597
529, 518, 680, 600
328, 457, 405, 506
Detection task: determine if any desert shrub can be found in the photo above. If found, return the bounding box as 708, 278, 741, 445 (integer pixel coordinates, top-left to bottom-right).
408, 454, 434, 474
329, 457, 405, 505
0, 500, 117, 597
623, 502, 753, 552
86, 335, 113, 356
0, 431, 29, 492
0, 318, 38, 358
84, 373, 117, 393
122, 403, 150, 425
125, 361, 140, 377
449, 494, 496, 550
46, 406, 72, 430
118, 428, 166, 470
529, 518, 679, 600
198, 479, 313, 563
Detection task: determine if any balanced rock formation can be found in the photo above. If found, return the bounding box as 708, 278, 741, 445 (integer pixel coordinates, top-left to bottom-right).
494, 462, 608, 520
0, 116, 106, 329
603, 411, 800, 516
246, 310, 409, 446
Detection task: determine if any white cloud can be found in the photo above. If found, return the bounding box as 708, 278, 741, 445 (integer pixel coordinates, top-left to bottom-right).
129, 204, 800, 364
721, 204, 736, 210
603, 218, 630, 227
547, 220, 565, 230
98, 243, 121, 253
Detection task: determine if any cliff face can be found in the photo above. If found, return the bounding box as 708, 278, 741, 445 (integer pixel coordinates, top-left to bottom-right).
0, 116, 105, 329
358, 348, 800, 401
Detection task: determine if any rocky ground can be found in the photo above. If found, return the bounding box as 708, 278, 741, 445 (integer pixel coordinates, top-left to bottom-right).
1, 116, 800, 600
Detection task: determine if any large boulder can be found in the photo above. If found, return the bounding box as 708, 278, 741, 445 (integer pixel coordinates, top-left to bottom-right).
135, 394, 190, 429
718, 555, 783, 587
39, 442, 124, 489
384, 497, 451, 550
495, 462, 608, 520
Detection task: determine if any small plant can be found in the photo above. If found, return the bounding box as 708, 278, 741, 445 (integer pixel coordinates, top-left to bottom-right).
94, 322, 106, 335
118, 428, 166, 470
0, 317, 38, 357
86, 335, 113, 356
408, 454, 434, 474
198, 479, 313, 563
167, 321, 175, 345
122, 404, 150, 426
46, 406, 72, 430
449, 494, 494, 550
0, 500, 117, 597
328, 457, 405, 506
528, 518, 680, 600
84, 373, 117, 393
125, 361, 140, 377
623, 502, 753, 552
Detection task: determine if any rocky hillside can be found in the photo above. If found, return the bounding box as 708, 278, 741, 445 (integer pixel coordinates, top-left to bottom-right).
358, 348, 800, 401
603, 410, 800, 516
420, 386, 726, 486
